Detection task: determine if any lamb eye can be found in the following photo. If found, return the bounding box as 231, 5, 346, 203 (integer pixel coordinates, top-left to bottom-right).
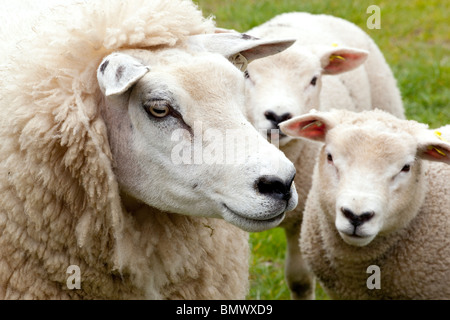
145, 100, 170, 118
327, 153, 333, 163
310, 76, 318, 86
401, 164, 411, 173
244, 70, 250, 79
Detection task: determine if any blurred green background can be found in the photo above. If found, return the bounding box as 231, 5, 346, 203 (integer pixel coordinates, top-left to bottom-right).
194, 0, 450, 300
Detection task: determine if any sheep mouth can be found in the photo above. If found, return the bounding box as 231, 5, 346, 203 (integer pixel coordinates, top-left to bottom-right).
340, 226, 371, 238
222, 204, 285, 232
338, 230, 376, 247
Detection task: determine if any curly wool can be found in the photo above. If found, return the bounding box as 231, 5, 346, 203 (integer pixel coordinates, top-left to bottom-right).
0, 0, 249, 299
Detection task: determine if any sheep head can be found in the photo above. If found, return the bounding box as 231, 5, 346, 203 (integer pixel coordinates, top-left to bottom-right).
280, 109, 450, 246
245, 43, 368, 146
96, 33, 298, 232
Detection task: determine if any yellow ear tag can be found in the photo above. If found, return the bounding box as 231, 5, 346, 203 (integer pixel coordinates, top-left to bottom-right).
428, 145, 447, 156
329, 55, 346, 62
331, 43, 339, 47
435, 131, 450, 143
302, 121, 323, 130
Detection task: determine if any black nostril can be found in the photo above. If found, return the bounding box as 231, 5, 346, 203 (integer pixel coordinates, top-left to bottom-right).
341, 207, 375, 227
280, 112, 293, 122
256, 175, 292, 201
264, 110, 278, 123
360, 211, 375, 222
341, 207, 357, 224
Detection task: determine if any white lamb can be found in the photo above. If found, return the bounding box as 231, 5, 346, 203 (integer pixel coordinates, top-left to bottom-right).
280, 109, 450, 299
0, 0, 298, 299
243, 12, 405, 299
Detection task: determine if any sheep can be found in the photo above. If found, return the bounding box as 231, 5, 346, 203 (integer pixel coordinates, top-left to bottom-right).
280, 108, 450, 299
243, 12, 405, 299
0, 0, 298, 299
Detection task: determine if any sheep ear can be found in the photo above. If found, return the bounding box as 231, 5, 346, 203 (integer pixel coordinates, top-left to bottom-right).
279, 110, 336, 142
97, 53, 150, 97
417, 130, 450, 164
214, 27, 239, 34
187, 33, 295, 71
319, 46, 368, 75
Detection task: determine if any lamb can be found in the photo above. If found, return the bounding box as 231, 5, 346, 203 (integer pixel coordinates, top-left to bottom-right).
0, 0, 298, 299
243, 12, 405, 299
280, 109, 450, 299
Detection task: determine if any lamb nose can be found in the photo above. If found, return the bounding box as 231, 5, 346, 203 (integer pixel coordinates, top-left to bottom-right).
341, 207, 375, 227
264, 110, 293, 126
255, 175, 293, 201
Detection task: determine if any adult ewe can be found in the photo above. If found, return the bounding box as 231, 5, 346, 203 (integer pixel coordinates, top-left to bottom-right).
0, 0, 298, 299
243, 12, 405, 299
280, 109, 450, 299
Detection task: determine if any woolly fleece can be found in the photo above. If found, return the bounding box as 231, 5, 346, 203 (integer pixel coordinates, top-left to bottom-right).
244, 12, 405, 300
0, 0, 250, 299
299, 110, 450, 299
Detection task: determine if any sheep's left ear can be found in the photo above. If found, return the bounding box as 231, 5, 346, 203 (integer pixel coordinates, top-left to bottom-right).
417, 129, 450, 164
278, 110, 338, 142
318, 46, 368, 75
187, 33, 295, 71
97, 53, 150, 97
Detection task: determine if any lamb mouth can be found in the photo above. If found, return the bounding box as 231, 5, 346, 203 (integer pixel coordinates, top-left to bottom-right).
222, 204, 285, 232
341, 230, 367, 238
339, 230, 375, 247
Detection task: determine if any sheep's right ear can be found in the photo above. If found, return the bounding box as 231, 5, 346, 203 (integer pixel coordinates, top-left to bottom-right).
416, 129, 450, 164
97, 53, 150, 97
279, 110, 337, 142
317, 46, 369, 75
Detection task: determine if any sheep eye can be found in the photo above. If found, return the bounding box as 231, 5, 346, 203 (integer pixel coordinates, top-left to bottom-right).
310, 76, 318, 86
244, 70, 250, 79
401, 164, 411, 173
144, 100, 170, 118
327, 153, 333, 163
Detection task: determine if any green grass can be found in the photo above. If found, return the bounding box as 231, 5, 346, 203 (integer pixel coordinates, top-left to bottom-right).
247, 228, 287, 300
194, 0, 450, 300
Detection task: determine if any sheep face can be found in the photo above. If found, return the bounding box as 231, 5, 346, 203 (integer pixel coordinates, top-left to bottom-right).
97, 35, 299, 232
319, 128, 423, 247
280, 109, 450, 246
245, 45, 367, 146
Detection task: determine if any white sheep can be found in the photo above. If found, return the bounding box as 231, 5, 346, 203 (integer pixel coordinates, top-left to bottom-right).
0, 0, 298, 299
243, 12, 405, 299
280, 109, 450, 299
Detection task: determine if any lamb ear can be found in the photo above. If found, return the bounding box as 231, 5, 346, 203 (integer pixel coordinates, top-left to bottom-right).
417, 129, 450, 164
187, 33, 295, 71
318, 46, 368, 75
97, 53, 150, 97
278, 110, 337, 142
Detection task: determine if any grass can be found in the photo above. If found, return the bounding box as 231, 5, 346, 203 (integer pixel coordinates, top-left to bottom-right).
194, 0, 450, 300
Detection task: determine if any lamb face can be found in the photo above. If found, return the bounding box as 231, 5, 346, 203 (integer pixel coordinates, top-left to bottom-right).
319, 127, 424, 246
245, 48, 321, 146
97, 35, 298, 232
245, 42, 367, 147
280, 109, 450, 246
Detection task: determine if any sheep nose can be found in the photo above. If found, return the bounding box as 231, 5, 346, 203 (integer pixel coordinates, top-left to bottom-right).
264, 110, 293, 128
255, 174, 295, 202
341, 207, 375, 227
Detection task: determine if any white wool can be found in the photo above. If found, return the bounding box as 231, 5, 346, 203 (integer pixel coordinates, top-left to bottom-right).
243, 12, 405, 300
0, 0, 300, 299
281, 109, 450, 299
0, 0, 250, 300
